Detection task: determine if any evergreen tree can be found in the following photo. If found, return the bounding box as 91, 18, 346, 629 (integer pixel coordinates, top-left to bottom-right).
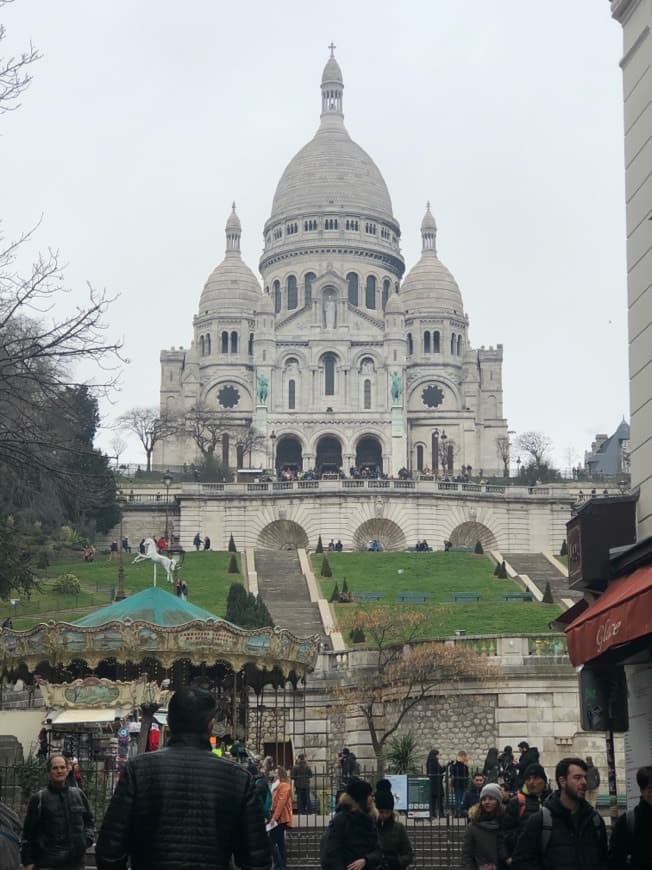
560, 540, 568, 556
321, 556, 332, 577
342, 577, 349, 595
316, 535, 324, 554
500, 561, 508, 579
228, 534, 237, 553
226, 583, 248, 624
542, 582, 554, 604
228, 553, 239, 574
329, 582, 340, 603
253, 594, 274, 627
350, 626, 366, 643
474, 540, 484, 554
493, 562, 500, 576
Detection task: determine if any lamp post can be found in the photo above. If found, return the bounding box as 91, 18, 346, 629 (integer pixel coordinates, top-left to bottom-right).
270, 431, 276, 473
516, 456, 522, 478
162, 470, 173, 540
116, 493, 126, 601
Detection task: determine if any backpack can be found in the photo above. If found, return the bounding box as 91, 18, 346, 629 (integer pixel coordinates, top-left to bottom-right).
255, 776, 272, 820
540, 805, 602, 853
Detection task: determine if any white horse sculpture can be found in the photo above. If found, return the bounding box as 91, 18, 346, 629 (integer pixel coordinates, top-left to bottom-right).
132, 537, 177, 584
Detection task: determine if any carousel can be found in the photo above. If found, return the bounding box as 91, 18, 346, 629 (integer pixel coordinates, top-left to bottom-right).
0, 586, 319, 762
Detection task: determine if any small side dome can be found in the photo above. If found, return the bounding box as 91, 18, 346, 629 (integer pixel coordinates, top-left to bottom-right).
385, 289, 404, 314
401, 207, 464, 316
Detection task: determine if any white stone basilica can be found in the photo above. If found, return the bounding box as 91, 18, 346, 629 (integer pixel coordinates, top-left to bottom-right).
157, 50, 508, 477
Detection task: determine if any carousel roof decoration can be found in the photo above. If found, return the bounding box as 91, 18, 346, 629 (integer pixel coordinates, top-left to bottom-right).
0, 586, 319, 679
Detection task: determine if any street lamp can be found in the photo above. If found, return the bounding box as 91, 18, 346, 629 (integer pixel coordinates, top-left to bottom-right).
116, 493, 126, 601
162, 470, 173, 540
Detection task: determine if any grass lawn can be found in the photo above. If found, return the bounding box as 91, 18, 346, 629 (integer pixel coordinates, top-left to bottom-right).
313, 551, 561, 638
6, 552, 242, 630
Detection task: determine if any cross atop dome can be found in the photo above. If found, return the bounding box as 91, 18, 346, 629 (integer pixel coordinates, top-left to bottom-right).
328, 41, 336, 57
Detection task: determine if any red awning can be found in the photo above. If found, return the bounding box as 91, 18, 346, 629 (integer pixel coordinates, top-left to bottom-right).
565, 565, 652, 665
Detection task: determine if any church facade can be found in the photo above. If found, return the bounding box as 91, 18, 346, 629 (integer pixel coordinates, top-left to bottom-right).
156, 50, 508, 477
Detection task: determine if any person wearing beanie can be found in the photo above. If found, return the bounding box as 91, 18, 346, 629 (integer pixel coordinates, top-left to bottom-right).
375, 779, 392, 795
498, 761, 551, 866
321, 779, 382, 870
461, 782, 504, 870
376, 790, 414, 870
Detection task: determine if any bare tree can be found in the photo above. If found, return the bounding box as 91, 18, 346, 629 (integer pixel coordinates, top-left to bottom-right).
117, 407, 172, 472
235, 426, 267, 468
109, 434, 127, 468
517, 431, 553, 471
438, 438, 456, 475
0, 6, 40, 115
185, 403, 233, 459
496, 435, 511, 477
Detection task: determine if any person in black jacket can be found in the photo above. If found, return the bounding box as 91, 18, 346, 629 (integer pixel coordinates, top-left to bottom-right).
512, 757, 608, 870
516, 742, 540, 789
95, 687, 270, 870
498, 763, 551, 867
426, 749, 445, 818
608, 764, 652, 870
21, 754, 94, 870
321, 778, 383, 870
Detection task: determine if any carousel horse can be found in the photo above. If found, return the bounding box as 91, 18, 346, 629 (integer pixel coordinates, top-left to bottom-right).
132, 537, 176, 583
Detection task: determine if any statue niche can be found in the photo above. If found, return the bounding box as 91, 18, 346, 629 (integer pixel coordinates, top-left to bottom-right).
322, 288, 337, 329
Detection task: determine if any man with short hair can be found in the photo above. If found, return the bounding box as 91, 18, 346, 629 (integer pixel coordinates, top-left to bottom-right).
513, 756, 608, 870
461, 773, 486, 815
499, 763, 552, 866
95, 687, 270, 870
291, 753, 313, 814
21, 754, 94, 870
608, 765, 652, 870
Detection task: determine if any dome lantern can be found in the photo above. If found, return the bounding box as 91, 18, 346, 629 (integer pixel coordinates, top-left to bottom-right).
421, 201, 437, 255
320, 42, 344, 125
225, 201, 242, 255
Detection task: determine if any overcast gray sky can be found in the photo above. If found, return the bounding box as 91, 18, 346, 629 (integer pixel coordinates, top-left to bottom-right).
3, 0, 628, 471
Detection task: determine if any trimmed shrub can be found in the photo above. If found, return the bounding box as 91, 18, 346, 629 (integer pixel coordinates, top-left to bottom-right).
499, 561, 508, 579
493, 562, 500, 576
329, 582, 340, 603
36, 551, 50, 570
474, 540, 484, 554
560, 540, 568, 556
321, 557, 332, 577
53, 573, 80, 595
349, 626, 366, 643
341, 578, 349, 595
316, 535, 324, 554
228, 534, 237, 553
542, 582, 554, 604
227, 553, 239, 574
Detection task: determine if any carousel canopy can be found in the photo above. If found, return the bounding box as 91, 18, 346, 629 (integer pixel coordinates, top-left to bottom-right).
74, 587, 228, 628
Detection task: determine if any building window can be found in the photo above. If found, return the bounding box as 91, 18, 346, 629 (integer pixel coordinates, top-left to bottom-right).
407, 333, 413, 355
347, 272, 359, 306
382, 279, 390, 310
325, 218, 338, 230
304, 272, 315, 306
222, 432, 230, 467
324, 354, 336, 396
424, 331, 431, 353
288, 379, 296, 410
432, 432, 439, 472
236, 443, 245, 467
457, 335, 462, 356
447, 442, 454, 472
230, 331, 238, 354
433, 330, 440, 353
206, 334, 211, 355
221, 331, 229, 353
365, 275, 376, 309
287, 275, 298, 310
451, 332, 456, 355
248, 333, 254, 355
417, 444, 424, 472
199, 335, 205, 356
363, 379, 371, 410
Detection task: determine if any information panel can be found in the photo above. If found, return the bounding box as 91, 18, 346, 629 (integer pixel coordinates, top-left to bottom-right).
407, 776, 431, 819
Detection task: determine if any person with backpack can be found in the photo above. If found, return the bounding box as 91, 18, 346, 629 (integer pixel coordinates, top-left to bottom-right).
291, 753, 313, 814
249, 761, 272, 821
498, 763, 551, 866
483, 747, 501, 783
608, 764, 652, 870
512, 757, 608, 870
499, 746, 518, 795
21, 754, 94, 870
320, 778, 383, 870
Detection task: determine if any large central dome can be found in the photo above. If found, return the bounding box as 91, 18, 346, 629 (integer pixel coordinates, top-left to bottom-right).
268, 50, 395, 225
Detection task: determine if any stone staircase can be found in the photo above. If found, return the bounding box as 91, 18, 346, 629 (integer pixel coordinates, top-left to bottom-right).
503, 553, 581, 603
254, 550, 325, 641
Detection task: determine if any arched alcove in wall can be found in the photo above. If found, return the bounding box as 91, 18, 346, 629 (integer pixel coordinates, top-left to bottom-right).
276, 436, 303, 472
448, 521, 498, 551
257, 520, 309, 551
352, 519, 406, 552
316, 436, 342, 474
355, 437, 383, 473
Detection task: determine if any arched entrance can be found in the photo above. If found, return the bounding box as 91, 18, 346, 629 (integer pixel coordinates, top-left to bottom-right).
353, 519, 406, 552
355, 436, 383, 475
315, 436, 342, 474
275, 436, 303, 473
257, 520, 309, 550
449, 522, 498, 551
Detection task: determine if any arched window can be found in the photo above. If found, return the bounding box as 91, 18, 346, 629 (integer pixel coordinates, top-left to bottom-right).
222, 432, 230, 467
274, 280, 281, 313
248, 333, 254, 355
365, 275, 376, 309
382, 278, 391, 310
236, 443, 245, 467
424, 331, 431, 353
451, 332, 456, 355
416, 444, 424, 472
199, 335, 205, 356
433, 330, 440, 353
205, 334, 211, 355
347, 272, 359, 306
230, 331, 238, 354
221, 331, 229, 353
304, 272, 315, 306
432, 432, 439, 472
287, 275, 297, 310
288, 379, 296, 410
457, 335, 462, 356
363, 379, 371, 409
407, 333, 414, 355
447, 442, 454, 472
324, 354, 336, 396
